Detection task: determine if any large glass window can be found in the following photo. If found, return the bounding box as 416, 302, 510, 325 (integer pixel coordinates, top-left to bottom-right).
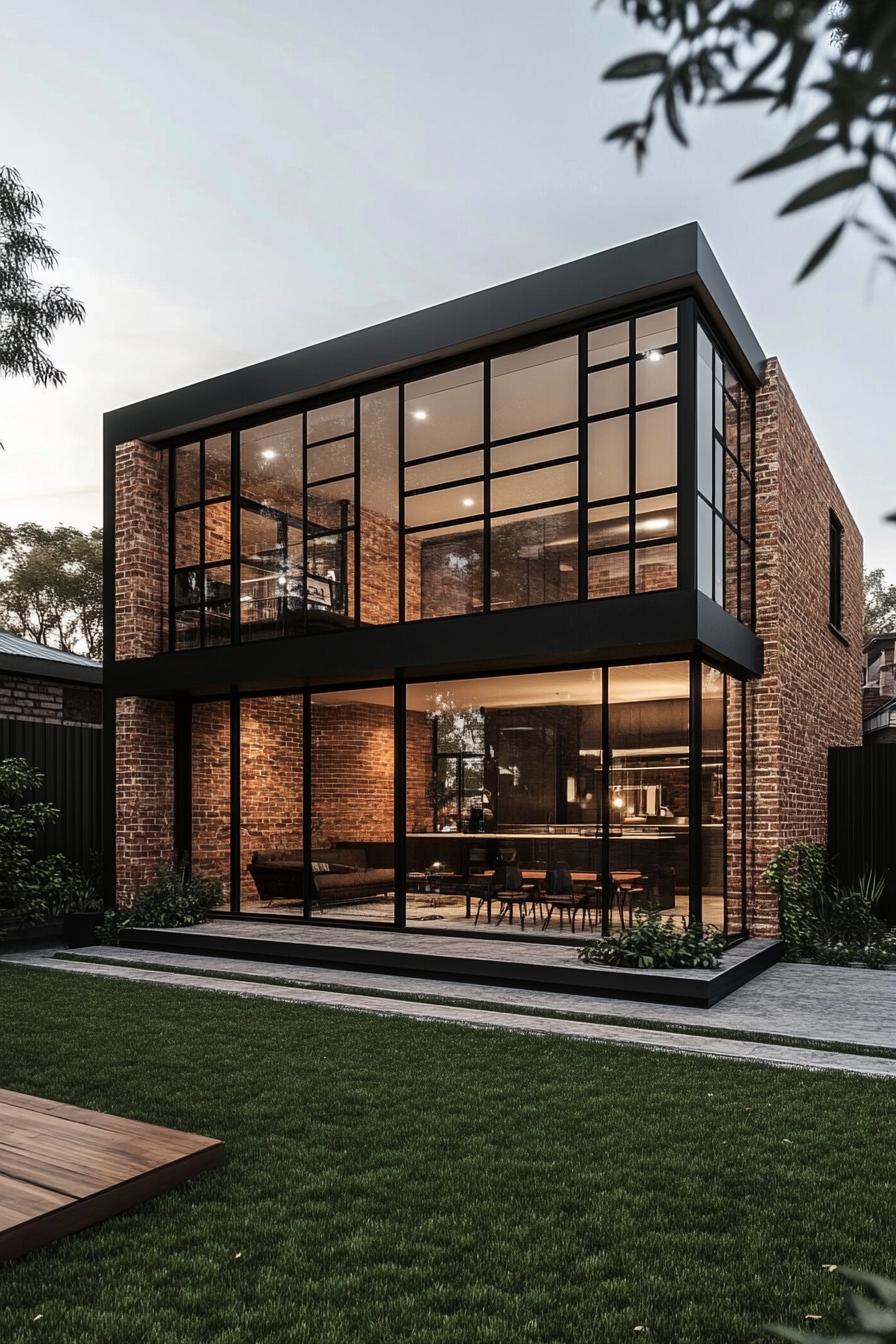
405, 670, 603, 932
182, 658, 747, 935
587, 308, 679, 599
360, 387, 400, 625
403, 661, 742, 936
309, 687, 395, 922
607, 662, 690, 929
239, 696, 302, 914
171, 435, 233, 649
191, 700, 231, 910
696, 324, 755, 624
161, 301, 758, 649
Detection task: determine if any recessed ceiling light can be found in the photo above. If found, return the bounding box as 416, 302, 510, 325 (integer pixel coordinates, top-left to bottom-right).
261, 448, 277, 460
411, 409, 428, 421
644, 349, 663, 363
642, 516, 670, 533
462, 497, 475, 508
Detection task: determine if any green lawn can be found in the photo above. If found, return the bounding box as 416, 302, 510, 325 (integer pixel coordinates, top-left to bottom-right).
2, 964, 895, 1344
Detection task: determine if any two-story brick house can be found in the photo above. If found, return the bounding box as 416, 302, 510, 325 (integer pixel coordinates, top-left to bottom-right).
104, 224, 862, 956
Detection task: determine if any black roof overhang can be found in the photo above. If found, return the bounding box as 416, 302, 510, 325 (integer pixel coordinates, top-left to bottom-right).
106, 591, 763, 700
0, 653, 102, 687
104, 222, 765, 450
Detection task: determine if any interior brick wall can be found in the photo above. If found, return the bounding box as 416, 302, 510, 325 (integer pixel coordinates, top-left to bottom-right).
311, 702, 392, 845
191, 701, 231, 898
115, 696, 176, 905
115, 441, 168, 659
747, 358, 863, 933
239, 697, 302, 897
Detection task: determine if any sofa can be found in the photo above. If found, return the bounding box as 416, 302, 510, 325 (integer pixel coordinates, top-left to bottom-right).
248, 846, 394, 910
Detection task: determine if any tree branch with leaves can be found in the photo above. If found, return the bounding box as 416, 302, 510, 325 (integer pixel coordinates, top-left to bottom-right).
597, 1, 896, 281
0, 165, 85, 445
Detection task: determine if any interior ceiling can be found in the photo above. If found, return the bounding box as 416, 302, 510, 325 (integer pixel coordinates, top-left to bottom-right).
312, 663, 690, 710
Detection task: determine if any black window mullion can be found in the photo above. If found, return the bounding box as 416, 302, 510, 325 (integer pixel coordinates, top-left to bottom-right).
676, 297, 697, 594
302, 690, 312, 919
229, 694, 240, 915
689, 659, 702, 924
301, 413, 308, 635
353, 396, 361, 626
578, 331, 588, 601
483, 357, 491, 614
167, 446, 176, 650
394, 677, 406, 929
627, 319, 636, 594
230, 429, 239, 646
398, 385, 406, 624
600, 665, 610, 936
198, 440, 206, 647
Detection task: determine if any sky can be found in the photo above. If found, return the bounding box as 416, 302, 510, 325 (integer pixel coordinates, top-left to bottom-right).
2, 0, 894, 572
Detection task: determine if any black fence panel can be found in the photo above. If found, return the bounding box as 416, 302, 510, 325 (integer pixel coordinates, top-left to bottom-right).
828, 746, 896, 926
0, 719, 102, 868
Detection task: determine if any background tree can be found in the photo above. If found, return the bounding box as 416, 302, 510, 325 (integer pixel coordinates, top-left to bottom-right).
863, 566, 896, 639
597, 1, 896, 280
0, 523, 102, 658
0, 164, 84, 445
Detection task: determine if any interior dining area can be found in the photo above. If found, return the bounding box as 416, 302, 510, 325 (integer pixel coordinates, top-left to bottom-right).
188, 657, 743, 939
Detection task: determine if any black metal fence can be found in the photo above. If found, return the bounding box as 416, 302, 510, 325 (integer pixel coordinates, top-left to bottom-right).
828, 746, 896, 926
0, 719, 102, 868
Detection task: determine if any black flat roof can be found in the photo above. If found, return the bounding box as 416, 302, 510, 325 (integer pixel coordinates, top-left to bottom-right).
105, 221, 765, 446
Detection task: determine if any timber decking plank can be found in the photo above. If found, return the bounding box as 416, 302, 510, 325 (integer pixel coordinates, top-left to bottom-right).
0, 1090, 211, 1145
0, 1092, 223, 1263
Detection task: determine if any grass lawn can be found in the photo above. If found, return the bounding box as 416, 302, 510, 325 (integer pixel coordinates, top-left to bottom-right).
2, 964, 895, 1344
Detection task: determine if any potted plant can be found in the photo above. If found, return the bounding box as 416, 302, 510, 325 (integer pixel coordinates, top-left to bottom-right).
32, 853, 104, 947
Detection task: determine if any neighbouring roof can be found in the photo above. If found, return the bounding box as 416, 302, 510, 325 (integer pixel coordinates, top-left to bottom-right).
0, 631, 102, 685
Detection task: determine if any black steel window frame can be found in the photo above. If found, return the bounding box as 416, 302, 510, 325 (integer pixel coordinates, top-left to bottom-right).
176, 652, 748, 942
829, 509, 844, 636
695, 316, 756, 629
169, 435, 234, 650
161, 296, 757, 650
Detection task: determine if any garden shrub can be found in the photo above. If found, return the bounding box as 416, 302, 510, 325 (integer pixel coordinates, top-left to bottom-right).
578, 907, 727, 970
764, 842, 893, 967
0, 756, 99, 928
98, 863, 221, 944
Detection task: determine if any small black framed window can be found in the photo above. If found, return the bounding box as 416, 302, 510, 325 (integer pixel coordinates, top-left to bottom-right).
829, 510, 844, 633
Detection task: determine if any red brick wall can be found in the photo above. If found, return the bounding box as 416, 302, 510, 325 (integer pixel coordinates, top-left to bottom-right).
1, 674, 63, 725
311, 700, 395, 846
115, 696, 176, 905
748, 358, 863, 933
239, 696, 302, 897
115, 440, 168, 659
0, 673, 102, 727
191, 701, 230, 899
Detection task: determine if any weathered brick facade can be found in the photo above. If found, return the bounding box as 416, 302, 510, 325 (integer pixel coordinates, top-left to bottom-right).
0, 673, 101, 727
115, 696, 176, 904
747, 359, 863, 932
115, 439, 168, 660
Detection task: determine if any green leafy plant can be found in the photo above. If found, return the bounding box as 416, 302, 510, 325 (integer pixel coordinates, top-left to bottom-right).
0, 757, 101, 930
770, 1266, 896, 1341
578, 907, 727, 969
764, 843, 892, 966
98, 863, 221, 945
596, 2, 896, 282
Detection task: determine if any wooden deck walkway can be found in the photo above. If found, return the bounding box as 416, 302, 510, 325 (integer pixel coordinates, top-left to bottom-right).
0, 1089, 223, 1262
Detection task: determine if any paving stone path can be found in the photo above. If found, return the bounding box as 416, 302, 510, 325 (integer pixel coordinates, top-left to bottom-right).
5, 947, 896, 1078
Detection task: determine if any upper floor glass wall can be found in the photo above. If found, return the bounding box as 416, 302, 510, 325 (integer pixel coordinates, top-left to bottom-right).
160, 301, 754, 651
